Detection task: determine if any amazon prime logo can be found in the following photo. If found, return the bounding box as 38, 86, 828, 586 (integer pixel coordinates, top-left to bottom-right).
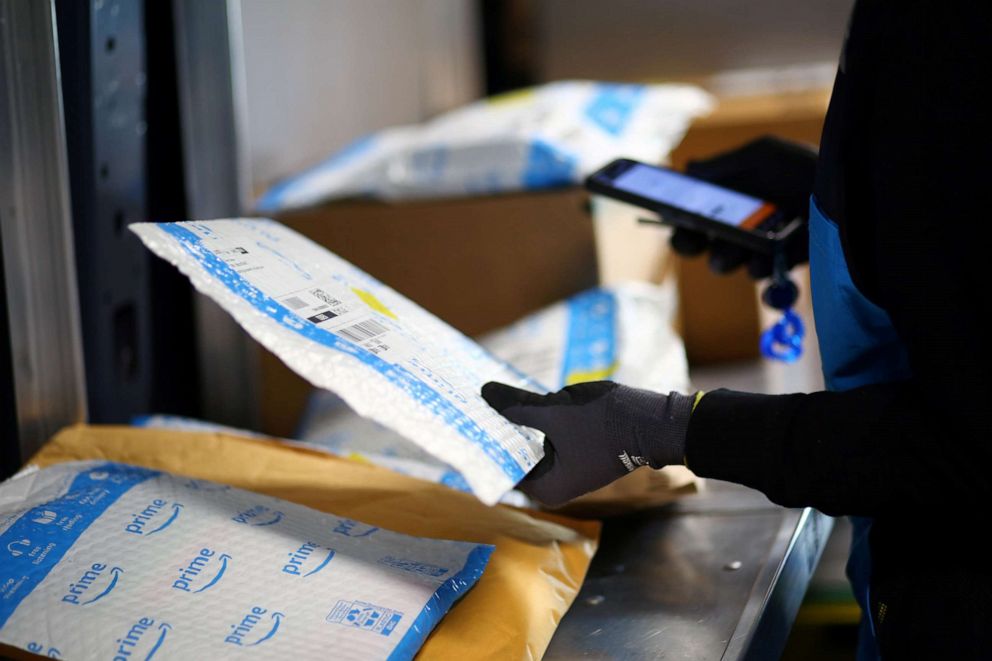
172, 548, 232, 594
62, 563, 123, 606
113, 617, 171, 661
224, 607, 285, 647
125, 499, 183, 536
281, 541, 335, 578
231, 505, 284, 527
331, 518, 377, 538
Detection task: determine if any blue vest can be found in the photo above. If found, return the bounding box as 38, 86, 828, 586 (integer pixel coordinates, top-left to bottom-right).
808, 196, 911, 659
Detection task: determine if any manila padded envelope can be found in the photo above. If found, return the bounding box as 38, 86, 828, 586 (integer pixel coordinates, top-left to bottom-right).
16, 425, 600, 660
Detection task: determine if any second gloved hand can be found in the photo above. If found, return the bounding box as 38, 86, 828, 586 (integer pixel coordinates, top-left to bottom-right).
670, 136, 817, 278
482, 381, 697, 506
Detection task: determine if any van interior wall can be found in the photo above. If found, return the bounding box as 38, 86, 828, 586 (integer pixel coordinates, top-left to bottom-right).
534, 0, 853, 82
239, 0, 482, 193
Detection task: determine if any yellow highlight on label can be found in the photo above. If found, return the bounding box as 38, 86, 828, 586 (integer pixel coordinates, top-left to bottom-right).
487, 88, 536, 107
351, 287, 397, 320
564, 363, 618, 386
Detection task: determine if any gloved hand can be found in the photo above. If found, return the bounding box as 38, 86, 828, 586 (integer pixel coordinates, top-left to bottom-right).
482, 381, 698, 506
670, 135, 818, 279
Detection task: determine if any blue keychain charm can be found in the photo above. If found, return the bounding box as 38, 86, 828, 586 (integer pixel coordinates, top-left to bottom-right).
760, 248, 804, 362
760, 307, 804, 362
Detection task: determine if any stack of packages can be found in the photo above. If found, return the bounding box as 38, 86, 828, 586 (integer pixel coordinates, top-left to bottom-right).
255, 80, 711, 209
0, 81, 709, 660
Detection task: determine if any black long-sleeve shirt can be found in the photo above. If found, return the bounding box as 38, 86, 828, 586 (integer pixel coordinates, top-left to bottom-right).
684, 2, 992, 655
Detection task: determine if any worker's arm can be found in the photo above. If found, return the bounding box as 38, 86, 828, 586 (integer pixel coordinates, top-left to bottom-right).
486, 2, 992, 516
688, 0, 992, 517
685, 384, 969, 517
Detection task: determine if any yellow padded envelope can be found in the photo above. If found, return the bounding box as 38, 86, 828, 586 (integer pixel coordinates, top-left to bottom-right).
24, 425, 601, 660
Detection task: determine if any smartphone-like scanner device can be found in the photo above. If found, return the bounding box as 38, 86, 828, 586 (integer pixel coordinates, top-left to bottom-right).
585, 158, 805, 362
586, 158, 803, 254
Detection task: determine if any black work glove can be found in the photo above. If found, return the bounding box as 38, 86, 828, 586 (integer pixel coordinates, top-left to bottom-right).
482, 381, 697, 506
670, 135, 817, 279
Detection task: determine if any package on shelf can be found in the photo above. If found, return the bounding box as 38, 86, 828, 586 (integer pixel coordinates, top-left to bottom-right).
0, 461, 492, 661
256, 81, 712, 211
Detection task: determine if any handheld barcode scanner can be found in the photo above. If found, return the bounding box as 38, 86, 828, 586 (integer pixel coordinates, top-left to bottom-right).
585, 158, 806, 362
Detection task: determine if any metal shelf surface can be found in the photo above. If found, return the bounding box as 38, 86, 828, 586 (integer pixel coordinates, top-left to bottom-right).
546, 481, 833, 659
547, 357, 832, 659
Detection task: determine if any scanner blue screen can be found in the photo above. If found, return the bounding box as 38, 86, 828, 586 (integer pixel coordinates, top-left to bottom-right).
612, 163, 765, 226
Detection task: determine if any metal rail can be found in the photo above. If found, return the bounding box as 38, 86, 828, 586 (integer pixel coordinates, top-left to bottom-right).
545, 481, 832, 659
0, 0, 87, 464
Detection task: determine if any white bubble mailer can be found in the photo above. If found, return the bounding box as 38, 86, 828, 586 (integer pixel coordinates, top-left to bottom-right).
0, 461, 492, 660
131, 219, 544, 505
256, 81, 712, 210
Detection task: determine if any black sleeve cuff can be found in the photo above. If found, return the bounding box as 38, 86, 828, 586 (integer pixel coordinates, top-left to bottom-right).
685, 388, 807, 505
684, 385, 928, 515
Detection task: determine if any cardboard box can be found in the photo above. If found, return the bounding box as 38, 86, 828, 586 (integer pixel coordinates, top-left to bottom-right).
260, 189, 598, 437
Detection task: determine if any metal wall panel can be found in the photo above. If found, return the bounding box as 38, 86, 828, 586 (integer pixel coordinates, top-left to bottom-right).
0, 0, 88, 468
173, 0, 258, 428
56, 0, 152, 423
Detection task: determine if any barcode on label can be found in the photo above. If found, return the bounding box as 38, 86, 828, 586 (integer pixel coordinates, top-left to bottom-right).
283, 296, 309, 311
337, 318, 389, 343
310, 288, 342, 307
